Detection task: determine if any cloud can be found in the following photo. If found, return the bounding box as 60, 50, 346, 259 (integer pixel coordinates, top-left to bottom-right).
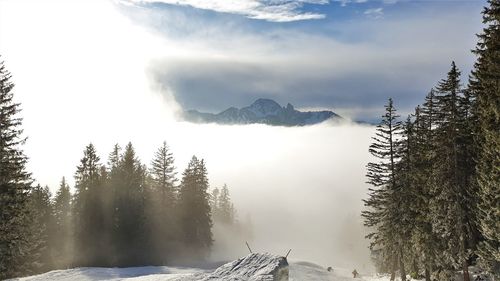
334, 0, 367, 6
364, 7, 383, 19
144, 6, 482, 121
127, 0, 329, 22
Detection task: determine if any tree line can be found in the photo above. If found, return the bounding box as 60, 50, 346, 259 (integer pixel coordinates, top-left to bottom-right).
362, 1, 499, 280
0, 59, 239, 278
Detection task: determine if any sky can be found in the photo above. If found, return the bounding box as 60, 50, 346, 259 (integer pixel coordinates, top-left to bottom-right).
0, 0, 489, 269
119, 0, 486, 121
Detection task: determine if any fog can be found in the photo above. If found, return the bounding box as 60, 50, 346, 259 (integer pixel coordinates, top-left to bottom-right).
0, 0, 375, 272
180, 121, 376, 271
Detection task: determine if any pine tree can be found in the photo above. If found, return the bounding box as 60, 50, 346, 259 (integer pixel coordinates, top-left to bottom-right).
409, 105, 439, 281
431, 62, 476, 281
73, 143, 107, 266
150, 141, 177, 206
108, 144, 121, 170
178, 156, 213, 258
217, 184, 236, 225
363, 98, 405, 281
52, 177, 73, 269
469, 0, 500, 277
147, 141, 178, 264
0, 58, 36, 279
210, 187, 220, 220
28, 184, 53, 273
112, 142, 147, 266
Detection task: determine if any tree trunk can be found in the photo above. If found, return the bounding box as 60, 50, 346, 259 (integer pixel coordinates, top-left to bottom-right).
399, 247, 406, 281
425, 267, 431, 281
412, 259, 419, 277
390, 255, 398, 281
463, 260, 470, 281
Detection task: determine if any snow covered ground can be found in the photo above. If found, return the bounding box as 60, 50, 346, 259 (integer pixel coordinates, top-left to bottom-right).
9, 260, 391, 281
9, 254, 490, 281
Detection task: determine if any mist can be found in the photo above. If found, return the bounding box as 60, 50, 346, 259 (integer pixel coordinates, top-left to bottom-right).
0, 0, 376, 272
184, 121, 376, 271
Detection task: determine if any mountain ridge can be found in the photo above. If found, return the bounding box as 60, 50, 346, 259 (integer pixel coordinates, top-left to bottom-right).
183, 98, 342, 126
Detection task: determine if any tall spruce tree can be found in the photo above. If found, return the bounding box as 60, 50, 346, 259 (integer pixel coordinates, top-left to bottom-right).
363, 98, 405, 281
178, 156, 213, 258
150, 141, 177, 206
217, 184, 236, 225
409, 105, 439, 281
147, 141, 178, 264
28, 185, 53, 273
431, 62, 476, 281
73, 143, 107, 266
112, 142, 147, 266
0, 58, 36, 279
52, 177, 73, 269
470, 0, 500, 277
210, 187, 220, 220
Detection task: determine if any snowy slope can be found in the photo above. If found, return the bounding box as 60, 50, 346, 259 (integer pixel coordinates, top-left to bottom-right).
9, 261, 389, 281
11, 254, 490, 281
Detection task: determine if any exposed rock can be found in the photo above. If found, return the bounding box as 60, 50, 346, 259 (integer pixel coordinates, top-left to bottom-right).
183, 98, 341, 126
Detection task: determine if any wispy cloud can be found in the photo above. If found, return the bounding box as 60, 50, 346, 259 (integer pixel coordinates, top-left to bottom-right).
364, 7, 383, 19
334, 0, 367, 7
334, 0, 400, 6
127, 0, 329, 22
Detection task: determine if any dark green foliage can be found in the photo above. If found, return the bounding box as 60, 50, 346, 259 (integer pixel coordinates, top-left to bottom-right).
470, 0, 500, 277
51, 177, 73, 269
364, 63, 488, 281
178, 156, 213, 258
0, 58, 36, 279
430, 62, 476, 279
146, 141, 178, 264
363, 98, 406, 281
72, 143, 109, 266
407, 104, 440, 281
213, 184, 236, 225
111, 142, 148, 266
28, 185, 53, 273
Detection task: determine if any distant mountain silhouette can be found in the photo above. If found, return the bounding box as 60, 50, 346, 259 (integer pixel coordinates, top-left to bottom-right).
183, 98, 342, 126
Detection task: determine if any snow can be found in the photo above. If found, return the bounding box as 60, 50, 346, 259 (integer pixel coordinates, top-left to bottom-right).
9, 254, 492, 281
8, 263, 391, 281
198, 253, 287, 281
9, 266, 207, 281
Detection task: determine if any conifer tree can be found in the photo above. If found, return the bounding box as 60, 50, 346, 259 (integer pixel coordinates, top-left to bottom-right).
0, 58, 36, 279
210, 187, 220, 220
178, 156, 213, 258
112, 142, 147, 266
73, 143, 107, 266
363, 98, 405, 281
469, 0, 500, 277
150, 141, 177, 206
108, 144, 121, 170
431, 62, 476, 281
217, 184, 236, 225
52, 177, 73, 269
408, 106, 439, 281
28, 185, 53, 273
147, 141, 178, 264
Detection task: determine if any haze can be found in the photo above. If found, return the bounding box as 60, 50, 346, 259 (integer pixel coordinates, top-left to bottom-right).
2, 0, 476, 272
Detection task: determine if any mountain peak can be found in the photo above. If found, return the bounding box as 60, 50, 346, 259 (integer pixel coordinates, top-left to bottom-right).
247, 99, 282, 116
183, 99, 342, 126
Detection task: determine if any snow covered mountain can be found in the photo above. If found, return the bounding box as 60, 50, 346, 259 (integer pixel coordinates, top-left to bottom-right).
183, 99, 341, 126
